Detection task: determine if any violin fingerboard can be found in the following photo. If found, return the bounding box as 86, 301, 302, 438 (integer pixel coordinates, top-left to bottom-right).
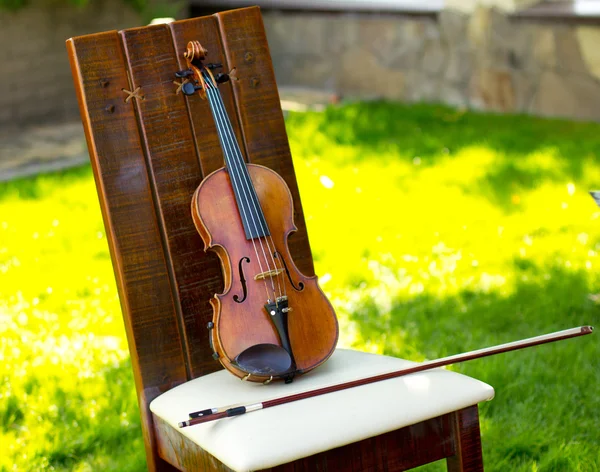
218, 8, 315, 279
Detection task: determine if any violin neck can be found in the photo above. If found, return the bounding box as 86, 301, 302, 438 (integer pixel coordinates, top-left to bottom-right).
204, 78, 270, 240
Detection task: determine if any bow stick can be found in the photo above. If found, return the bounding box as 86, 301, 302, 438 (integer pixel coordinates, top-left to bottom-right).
179, 325, 593, 428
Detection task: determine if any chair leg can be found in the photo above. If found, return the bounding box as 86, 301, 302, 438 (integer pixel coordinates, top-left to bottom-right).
446, 405, 484, 472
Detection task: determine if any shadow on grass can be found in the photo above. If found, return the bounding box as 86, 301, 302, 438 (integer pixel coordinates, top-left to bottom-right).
354, 263, 597, 359
314, 101, 600, 166
288, 101, 600, 211
350, 262, 600, 471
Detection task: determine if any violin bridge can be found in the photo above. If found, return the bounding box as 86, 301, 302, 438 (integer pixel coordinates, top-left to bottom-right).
254, 268, 285, 280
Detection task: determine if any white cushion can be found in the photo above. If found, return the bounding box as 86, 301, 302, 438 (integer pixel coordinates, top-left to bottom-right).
150, 348, 494, 472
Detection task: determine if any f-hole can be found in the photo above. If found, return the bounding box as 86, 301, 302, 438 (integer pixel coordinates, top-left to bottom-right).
274, 251, 304, 291
233, 257, 250, 303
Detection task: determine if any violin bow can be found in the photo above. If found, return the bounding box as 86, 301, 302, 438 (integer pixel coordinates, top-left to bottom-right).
179, 325, 593, 428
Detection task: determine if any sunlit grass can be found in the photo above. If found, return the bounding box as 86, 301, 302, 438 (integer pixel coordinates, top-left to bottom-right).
2, 102, 600, 471
0, 168, 144, 471
288, 103, 600, 471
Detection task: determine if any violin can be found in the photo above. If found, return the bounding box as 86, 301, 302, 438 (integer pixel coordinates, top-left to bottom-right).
182, 42, 338, 383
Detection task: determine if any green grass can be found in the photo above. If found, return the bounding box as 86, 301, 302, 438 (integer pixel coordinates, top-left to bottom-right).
2, 102, 600, 471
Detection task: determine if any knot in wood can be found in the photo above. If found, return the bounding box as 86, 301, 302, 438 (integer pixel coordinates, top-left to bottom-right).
250, 77, 260, 88
244, 51, 255, 64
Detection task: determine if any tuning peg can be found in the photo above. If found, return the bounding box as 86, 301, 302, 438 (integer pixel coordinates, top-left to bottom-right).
182, 82, 203, 96
207, 63, 223, 70
214, 68, 239, 85
175, 69, 194, 78
215, 73, 230, 84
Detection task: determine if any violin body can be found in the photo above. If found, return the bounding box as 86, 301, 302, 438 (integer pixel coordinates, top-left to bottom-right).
192, 164, 339, 382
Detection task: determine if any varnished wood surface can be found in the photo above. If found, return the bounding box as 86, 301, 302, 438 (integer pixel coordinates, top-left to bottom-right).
169, 16, 246, 178
217, 8, 315, 278
447, 406, 484, 472
193, 164, 337, 380
67, 31, 185, 472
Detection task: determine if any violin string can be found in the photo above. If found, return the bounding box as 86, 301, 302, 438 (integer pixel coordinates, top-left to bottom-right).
208, 91, 287, 302
203, 75, 281, 289
204, 77, 279, 302
205, 76, 287, 302
205, 80, 284, 302
203, 81, 272, 301
205, 77, 286, 300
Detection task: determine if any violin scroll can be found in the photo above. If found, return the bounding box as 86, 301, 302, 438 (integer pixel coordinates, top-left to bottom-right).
177, 41, 238, 98
180, 41, 214, 99
184, 40, 208, 63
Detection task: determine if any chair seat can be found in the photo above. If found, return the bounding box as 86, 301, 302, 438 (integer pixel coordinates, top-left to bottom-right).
150, 348, 494, 472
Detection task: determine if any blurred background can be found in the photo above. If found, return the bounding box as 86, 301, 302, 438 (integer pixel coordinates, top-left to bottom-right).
3, 1, 600, 133
2, 0, 600, 177
1, 0, 600, 471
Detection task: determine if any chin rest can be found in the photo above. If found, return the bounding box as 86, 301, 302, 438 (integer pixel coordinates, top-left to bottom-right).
150, 349, 494, 472
234, 343, 295, 379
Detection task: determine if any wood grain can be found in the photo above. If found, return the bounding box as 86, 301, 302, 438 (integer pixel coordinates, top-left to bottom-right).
216, 6, 316, 278
120, 23, 223, 380
192, 164, 338, 381
67, 30, 184, 472
169, 16, 245, 177
447, 406, 484, 472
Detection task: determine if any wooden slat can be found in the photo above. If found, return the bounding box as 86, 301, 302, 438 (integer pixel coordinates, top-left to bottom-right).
120, 23, 223, 380
447, 406, 484, 471
66, 31, 185, 472
216, 6, 316, 277
169, 16, 246, 177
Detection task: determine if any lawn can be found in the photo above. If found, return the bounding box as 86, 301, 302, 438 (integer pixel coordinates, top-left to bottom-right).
1, 102, 600, 471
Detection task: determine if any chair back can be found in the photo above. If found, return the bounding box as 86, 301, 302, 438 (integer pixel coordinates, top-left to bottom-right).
67, 7, 315, 468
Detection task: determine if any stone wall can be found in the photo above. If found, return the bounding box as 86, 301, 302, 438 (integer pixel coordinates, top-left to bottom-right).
0, 0, 141, 127
263, 7, 600, 121
2, 2, 600, 127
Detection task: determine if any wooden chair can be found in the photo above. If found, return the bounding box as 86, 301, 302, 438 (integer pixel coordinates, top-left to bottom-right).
66, 7, 493, 471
